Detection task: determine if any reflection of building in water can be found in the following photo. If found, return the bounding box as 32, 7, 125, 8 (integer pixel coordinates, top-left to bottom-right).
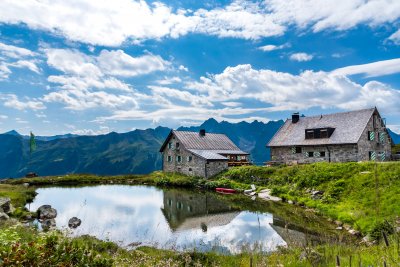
270, 217, 322, 247
161, 189, 239, 232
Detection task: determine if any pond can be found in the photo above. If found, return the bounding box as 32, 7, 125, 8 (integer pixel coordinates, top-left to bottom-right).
27, 185, 339, 254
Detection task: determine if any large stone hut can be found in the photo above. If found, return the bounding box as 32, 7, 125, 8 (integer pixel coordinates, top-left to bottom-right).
160, 130, 250, 178
267, 107, 393, 164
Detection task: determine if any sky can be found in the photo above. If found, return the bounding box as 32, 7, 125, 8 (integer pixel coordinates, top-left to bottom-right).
0, 0, 400, 135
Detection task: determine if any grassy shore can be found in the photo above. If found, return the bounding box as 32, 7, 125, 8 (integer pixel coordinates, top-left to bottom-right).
1, 161, 400, 266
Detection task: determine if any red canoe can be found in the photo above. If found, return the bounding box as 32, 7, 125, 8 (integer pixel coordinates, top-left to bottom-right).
216, 188, 236, 194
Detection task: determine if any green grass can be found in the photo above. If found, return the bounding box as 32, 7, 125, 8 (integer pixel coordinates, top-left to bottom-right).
2, 162, 400, 265
213, 162, 400, 235
1, 222, 400, 266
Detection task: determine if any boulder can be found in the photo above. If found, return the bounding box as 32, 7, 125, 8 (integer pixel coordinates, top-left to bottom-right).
311, 190, 324, 200
37, 205, 57, 220
0, 197, 11, 214
0, 211, 9, 221
41, 219, 56, 231
258, 189, 282, 202
348, 229, 361, 236
68, 217, 82, 229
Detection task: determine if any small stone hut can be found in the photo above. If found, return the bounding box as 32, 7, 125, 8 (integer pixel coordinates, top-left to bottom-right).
267, 107, 393, 164
160, 130, 249, 178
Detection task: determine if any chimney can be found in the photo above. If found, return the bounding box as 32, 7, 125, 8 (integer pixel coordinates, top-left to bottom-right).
292, 112, 300, 123
199, 129, 206, 137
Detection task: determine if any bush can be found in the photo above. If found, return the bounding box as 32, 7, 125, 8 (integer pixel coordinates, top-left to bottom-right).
370, 220, 395, 241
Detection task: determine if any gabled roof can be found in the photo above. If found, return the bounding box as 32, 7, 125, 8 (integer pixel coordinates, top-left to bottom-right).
268, 108, 376, 147
159, 130, 248, 159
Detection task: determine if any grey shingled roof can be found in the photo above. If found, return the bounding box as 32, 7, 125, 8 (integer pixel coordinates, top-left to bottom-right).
187, 149, 229, 160
268, 108, 376, 147
173, 130, 243, 150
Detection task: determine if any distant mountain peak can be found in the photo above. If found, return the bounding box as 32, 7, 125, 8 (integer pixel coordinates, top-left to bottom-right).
4, 130, 20, 136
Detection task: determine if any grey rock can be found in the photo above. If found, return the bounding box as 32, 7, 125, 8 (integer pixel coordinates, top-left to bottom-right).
258, 189, 282, 202
41, 219, 56, 231
0, 197, 11, 214
348, 229, 361, 236
288, 200, 294, 204
335, 226, 343, 230
68, 217, 82, 229
37, 205, 57, 220
23, 183, 30, 187
299, 248, 323, 264
0, 211, 9, 221
334, 220, 343, 226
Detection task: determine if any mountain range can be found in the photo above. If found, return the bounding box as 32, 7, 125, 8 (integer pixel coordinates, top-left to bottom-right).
0, 119, 399, 179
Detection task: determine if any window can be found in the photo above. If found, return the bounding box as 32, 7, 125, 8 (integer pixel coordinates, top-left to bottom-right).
379, 132, 386, 143
168, 142, 173, 149
320, 151, 326, 157
320, 129, 328, 138
295, 147, 302, 153
187, 156, 192, 162
176, 142, 180, 149
369, 151, 376, 161
305, 151, 314, 157
305, 130, 314, 139
167, 155, 172, 162
176, 155, 182, 162
368, 131, 375, 141
188, 168, 192, 171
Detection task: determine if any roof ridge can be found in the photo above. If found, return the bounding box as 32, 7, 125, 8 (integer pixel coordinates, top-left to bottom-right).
290, 108, 375, 120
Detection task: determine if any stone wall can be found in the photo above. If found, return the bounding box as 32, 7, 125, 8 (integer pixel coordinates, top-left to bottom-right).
271, 144, 358, 164
357, 111, 392, 161
205, 161, 228, 178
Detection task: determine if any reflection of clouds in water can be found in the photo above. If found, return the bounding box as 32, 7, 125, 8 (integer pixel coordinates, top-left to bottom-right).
28, 186, 286, 254
172, 212, 286, 253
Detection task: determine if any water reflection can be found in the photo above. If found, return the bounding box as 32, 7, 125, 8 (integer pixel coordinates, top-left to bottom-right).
27, 185, 321, 254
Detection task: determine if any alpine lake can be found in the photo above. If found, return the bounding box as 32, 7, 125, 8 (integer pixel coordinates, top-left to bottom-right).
26, 185, 349, 254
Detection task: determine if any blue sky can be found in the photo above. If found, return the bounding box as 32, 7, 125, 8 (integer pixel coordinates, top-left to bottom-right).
0, 0, 400, 135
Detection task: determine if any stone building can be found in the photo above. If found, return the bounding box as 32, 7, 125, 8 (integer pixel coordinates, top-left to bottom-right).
267, 108, 393, 164
160, 130, 250, 178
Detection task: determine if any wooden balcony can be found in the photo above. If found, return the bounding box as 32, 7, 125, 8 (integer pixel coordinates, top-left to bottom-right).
228, 161, 252, 167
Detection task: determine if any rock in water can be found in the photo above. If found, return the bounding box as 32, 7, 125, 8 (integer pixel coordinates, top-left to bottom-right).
0, 197, 11, 214
41, 219, 56, 230
37, 205, 57, 220
68, 217, 82, 228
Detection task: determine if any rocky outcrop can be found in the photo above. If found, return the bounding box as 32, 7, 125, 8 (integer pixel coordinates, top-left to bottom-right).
41, 219, 56, 230
0, 211, 9, 221
37, 205, 57, 220
68, 217, 82, 229
0, 197, 13, 214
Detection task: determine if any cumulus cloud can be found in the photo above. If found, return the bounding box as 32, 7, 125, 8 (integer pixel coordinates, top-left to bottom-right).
186, 64, 400, 114
332, 58, 400, 77
1, 0, 399, 45
289, 52, 313, 62
0, 42, 40, 79
43, 48, 170, 110
258, 43, 290, 52
389, 29, 400, 44
1, 94, 45, 111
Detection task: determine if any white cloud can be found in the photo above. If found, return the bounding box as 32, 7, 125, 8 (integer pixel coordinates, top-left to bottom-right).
1, 0, 398, 45
72, 126, 110, 135
0, 42, 40, 79
389, 29, 400, 44
179, 65, 189, 72
97, 50, 169, 77
258, 43, 289, 52
0, 42, 35, 58
43, 48, 171, 111
186, 64, 400, 114
148, 85, 212, 107
155, 76, 182, 85
289, 52, 313, 62
0, 115, 8, 119
1, 94, 45, 111
332, 58, 400, 77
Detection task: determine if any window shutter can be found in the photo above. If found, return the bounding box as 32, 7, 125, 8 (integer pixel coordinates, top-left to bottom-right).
314, 151, 320, 157
291, 147, 296, 154
379, 132, 385, 143
369, 131, 375, 141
